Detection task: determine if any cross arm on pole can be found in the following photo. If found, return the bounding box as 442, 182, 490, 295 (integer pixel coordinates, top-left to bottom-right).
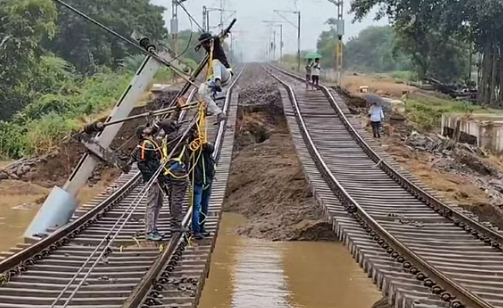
273, 10, 298, 29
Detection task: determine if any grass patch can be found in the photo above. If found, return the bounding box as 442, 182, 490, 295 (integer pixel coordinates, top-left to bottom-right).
405, 96, 502, 131
388, 70, 416, 81
0, 62, 179, 159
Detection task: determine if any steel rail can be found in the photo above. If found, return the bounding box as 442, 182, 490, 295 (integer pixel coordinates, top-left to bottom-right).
52, 113, 202, 308
265, 65, 494, 308
0, 87, 197, 284
268, 64, 503, 249
121, 65, 245, 308
49, 61, 246, 305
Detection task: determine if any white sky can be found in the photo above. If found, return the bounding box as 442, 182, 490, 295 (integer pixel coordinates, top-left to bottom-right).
150, 0, 388, 61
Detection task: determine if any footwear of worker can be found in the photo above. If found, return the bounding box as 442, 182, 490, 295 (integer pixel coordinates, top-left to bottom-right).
193, 233, 204, 240
171, 222, 189, 233
153, 229, 164, 238
147, 232, 162, 241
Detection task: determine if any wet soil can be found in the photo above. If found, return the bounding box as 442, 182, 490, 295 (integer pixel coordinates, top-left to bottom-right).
0, 91, 177, 188
224, 73, 335, 241
331, 79, 503, 234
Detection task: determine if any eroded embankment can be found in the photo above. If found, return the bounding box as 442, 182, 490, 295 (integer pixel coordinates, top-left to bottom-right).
224, 69, 335, 241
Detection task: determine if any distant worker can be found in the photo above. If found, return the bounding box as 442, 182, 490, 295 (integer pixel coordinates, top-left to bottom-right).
368, 99, 384, 138
152, 116, 190, 232
133, 124, 165, 241
311, 58, 321, 88
196, 32, 233, 124
188, 137, 216, 240
305, 59, 313, 90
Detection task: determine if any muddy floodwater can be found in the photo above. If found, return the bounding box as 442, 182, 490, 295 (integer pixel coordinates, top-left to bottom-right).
0, 200, 38, 252
199, 213, 381, 308
0, 202, 381, 308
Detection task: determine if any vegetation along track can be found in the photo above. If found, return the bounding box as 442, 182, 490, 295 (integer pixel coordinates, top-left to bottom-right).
264, 64, 503, 308
0, 66, 244, 308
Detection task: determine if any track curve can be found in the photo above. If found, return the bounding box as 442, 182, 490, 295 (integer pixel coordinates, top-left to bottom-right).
0, 66, 244, 308
265, 64, 503, 308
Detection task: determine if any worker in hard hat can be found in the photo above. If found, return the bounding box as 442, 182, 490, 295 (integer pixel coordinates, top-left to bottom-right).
197, 32, 233, 124
133, 124, 166, 241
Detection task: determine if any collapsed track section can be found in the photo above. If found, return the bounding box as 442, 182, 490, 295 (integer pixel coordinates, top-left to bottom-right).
0, 67, 244, 308
265, 64, 503, 308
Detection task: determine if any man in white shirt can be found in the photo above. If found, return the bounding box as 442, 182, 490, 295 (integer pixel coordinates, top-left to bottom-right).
311, 58, 321, 88
368, 101, 384, 138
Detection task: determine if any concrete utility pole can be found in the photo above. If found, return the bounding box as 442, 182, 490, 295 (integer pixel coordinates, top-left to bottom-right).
171, 0, 187, 56
202, 6, 207, 32
274, 9, 301, 71
262, 21, 284, 63
327, 0, 344, 85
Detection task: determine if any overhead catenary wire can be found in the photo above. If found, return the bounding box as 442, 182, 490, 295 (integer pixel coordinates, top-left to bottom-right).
50, 112, 201, 308
51, 0, 199, 88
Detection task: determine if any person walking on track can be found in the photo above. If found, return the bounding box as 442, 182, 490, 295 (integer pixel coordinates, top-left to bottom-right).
196, 32, 233, 124
188, 139, 216, 240
305, 59, 313, 90
133, 124, 165, 241
368, 100, 384, 138
311, 58, 321, 88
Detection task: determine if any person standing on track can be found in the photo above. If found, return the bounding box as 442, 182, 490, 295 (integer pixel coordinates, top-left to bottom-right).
311, 58, 321, 88
133, 124, 165, 241
368, 100, 384, 138
196, 32, 233, 124
188, 138, 216, 240
152, 115, 190, 233
305, 59, 313, 90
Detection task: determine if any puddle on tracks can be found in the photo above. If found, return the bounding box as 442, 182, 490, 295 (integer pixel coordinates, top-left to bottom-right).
199, 213, 381, 308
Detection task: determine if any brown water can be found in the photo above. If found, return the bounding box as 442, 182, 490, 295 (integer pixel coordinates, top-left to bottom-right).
0, 200, 39, 252
199, 213, 381, 308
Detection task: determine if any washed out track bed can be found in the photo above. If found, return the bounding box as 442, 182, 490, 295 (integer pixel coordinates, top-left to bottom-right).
264, 64, 503, 308
0, 67, 244, 308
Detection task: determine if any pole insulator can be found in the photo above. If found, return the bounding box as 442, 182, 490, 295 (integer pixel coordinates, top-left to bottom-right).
83, 121, 105, 135
139, 37, 156, 52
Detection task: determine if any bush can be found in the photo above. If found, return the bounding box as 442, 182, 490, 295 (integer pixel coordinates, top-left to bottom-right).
1, 70, 132, 158
405, 97, 493, 131
25, 114, 79, 155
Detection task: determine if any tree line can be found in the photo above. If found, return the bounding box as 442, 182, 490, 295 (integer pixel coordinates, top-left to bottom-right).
0, 0, 219, 158
315, 20, 471, 86
347, 0, 500, 106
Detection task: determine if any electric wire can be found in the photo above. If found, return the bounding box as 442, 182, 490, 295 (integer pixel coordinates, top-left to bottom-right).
177, 1, 205, 32
50, 112, 201, 308
51, 0, 198, 87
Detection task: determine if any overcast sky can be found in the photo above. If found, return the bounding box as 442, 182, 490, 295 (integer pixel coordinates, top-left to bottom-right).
150, 0, 388, 61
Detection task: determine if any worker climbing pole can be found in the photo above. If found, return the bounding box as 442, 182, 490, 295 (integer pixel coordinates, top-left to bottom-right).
24, 0, 237, 239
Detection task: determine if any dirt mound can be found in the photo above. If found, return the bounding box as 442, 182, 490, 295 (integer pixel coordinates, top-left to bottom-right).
225, 73, 335, 241
0, 91, 178, 189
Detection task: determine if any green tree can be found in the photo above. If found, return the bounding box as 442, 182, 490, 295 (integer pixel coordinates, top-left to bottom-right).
0, 0, 57, 121
349, 0, 503, 105
43, 0, 168, 73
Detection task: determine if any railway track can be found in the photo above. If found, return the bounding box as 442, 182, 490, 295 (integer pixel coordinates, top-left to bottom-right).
265, 64, 503, 308
0, 66, 244, 308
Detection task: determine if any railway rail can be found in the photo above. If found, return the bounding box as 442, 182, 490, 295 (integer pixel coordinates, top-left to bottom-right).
265, 64, 503, 308
0, 66, 244, 308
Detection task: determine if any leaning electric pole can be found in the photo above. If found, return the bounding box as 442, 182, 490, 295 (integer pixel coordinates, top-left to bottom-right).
328, 0, 344, 85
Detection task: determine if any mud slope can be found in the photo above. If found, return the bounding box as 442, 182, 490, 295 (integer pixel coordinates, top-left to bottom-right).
224, 67, 335, 241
